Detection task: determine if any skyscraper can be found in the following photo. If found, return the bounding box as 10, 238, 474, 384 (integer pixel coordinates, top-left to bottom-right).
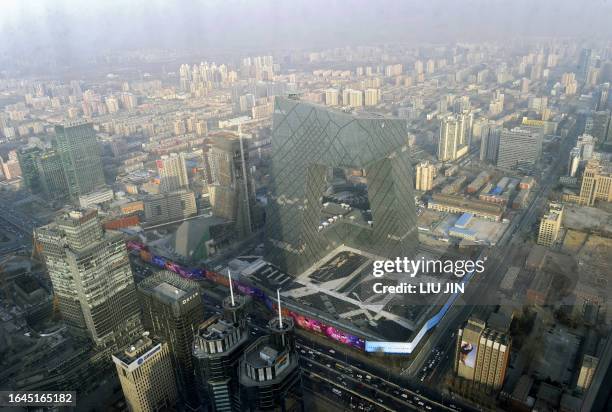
113, 334, 178, 412
239, 317, 303, 412
455, 315, 511, 390
157, 153, 189, 193
207, 132, 255, 237
266, 97, 418, 275
479, 123, 501, 163
438, 113, 472, 162
578, 48, 593, 81
138, 271, 204, 407
35, 209, 142, 349
16, 146, 42, 192
193, 295, 250, 411
496, 127, 543, 169
55, 120, 105, 201
18, 146, 69, 200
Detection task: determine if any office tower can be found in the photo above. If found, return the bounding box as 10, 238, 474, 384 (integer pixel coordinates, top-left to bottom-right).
324, 89, 339, 106
576, 160, 612, 205
17, 146, 42, 192
35, 209, 142, 349
578, 48, 593, 81
157, 153, 189, 193
415, 161, 435, 191
143, 189, 197, 226
596, 83, 610, 111
239, 317, 303, 412
577, 134, 595, 160
207, 133, 255, 237
138, 271, 204, 408
438, 113, 471, 161
496, 128, 542, 169
55, 120, 105, 201
113, 335, 178, 412
479, 123, 500, 163
193, 295, 250, 411
364, 88, 380, 106
37, 149, 70, 201
537, 203, 564, 247
455, 315, 511, 390
266, 97, 418, 275
589, 111, 611, 148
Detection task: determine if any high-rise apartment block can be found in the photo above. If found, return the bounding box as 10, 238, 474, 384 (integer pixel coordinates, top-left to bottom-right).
537, 203, 564, 247
157, 153, 189, 193
438, 113, 472, 161
266, 97, 418, 275
455, 315, 511, 390
55, 120, 105, 201
324, 89, 339, 106
113, 335, 178, 412
415, 161, 435, 191
138, 272, 204, 406
496, 127, 543, 169
35, 209, 142, 349
364, 88, 381, 106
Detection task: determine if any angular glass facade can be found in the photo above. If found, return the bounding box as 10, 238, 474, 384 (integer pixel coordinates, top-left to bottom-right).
266, 97, 418, 275
55, 120, 105, 201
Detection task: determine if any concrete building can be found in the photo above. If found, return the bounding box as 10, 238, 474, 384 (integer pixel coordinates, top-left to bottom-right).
577, 354, 598, 391
157, 153, 189, 193
364, 88, 380, 106
537, 203, 564, 247
455, 315, 511, 390
415, 161, 435, 191
138, 272, 204, 407
113, 335, 178, 412
35, 209, 142, 349
143, 190, 197, 226
324, 89, 339, 106
497, 127, 543, 169
428, 193, 504, 221
575, 160, 612, 205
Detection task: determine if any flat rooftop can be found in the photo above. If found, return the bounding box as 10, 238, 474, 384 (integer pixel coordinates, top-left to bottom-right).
152, 281, 187, 302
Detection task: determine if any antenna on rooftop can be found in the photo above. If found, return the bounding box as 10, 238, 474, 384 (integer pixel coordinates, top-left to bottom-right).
228, 268, 235, 306
277, 288, 283, 328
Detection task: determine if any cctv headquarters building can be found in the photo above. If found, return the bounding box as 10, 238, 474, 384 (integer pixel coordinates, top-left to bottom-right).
265, 96, 419, 275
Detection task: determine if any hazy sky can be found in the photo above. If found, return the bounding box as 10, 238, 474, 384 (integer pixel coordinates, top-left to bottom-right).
1, 0, 611, 59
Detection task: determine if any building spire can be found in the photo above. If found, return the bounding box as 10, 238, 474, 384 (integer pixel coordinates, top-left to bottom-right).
228, 268, 235, 306
277, 288, 283, 328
